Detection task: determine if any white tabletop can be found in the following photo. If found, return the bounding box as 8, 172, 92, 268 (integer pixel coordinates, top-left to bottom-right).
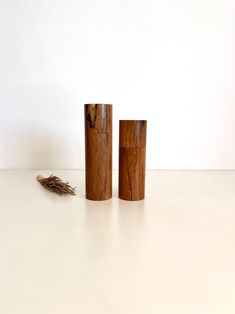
0, 170, 234, 314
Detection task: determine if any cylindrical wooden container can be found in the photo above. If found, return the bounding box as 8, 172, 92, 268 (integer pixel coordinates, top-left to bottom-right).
84, 104, 112, 200
119, 120, 147, 201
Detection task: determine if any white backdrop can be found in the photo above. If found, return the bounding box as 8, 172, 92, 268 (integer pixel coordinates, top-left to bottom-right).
0, 0, 235, 170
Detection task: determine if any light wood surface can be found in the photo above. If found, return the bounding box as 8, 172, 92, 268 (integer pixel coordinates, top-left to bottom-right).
0, 170, 234, 314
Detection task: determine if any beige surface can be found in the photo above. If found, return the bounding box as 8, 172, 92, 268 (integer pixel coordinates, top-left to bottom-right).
0, 170, 235, 314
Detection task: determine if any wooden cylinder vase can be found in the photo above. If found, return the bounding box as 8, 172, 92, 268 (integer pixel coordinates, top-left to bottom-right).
119, 120, 147, 201
84, 104, 112, 200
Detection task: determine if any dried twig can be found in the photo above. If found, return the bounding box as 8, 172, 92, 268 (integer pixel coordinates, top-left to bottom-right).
36, 174, 76, 196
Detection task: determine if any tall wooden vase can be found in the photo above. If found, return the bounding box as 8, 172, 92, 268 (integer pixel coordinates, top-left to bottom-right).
119, 120, 147, 201
84, 104, 112, 200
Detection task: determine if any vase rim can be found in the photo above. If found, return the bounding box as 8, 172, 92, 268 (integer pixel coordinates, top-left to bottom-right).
119, 119, 147, 122
84, 103, 112, 106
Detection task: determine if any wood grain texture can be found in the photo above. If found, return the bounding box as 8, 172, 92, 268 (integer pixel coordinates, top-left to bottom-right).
85, 104, 112, 133
119, 120, 147, 201
85, 104, 112, 200
119, 120, 147, 148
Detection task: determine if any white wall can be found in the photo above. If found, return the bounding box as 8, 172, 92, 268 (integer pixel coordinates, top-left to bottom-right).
0, 0, 235, 170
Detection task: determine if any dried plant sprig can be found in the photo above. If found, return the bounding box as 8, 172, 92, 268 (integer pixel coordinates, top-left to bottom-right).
36, 174, 76, 196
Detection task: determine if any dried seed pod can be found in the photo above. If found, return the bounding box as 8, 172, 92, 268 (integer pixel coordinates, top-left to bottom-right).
36, 175, 76, 196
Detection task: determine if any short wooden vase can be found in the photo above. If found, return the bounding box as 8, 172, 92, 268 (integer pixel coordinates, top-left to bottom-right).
119, 120, 147, 201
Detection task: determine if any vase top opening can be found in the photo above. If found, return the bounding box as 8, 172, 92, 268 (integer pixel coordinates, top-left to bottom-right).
85, 104, 112, 107
119, 119, 147, 122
